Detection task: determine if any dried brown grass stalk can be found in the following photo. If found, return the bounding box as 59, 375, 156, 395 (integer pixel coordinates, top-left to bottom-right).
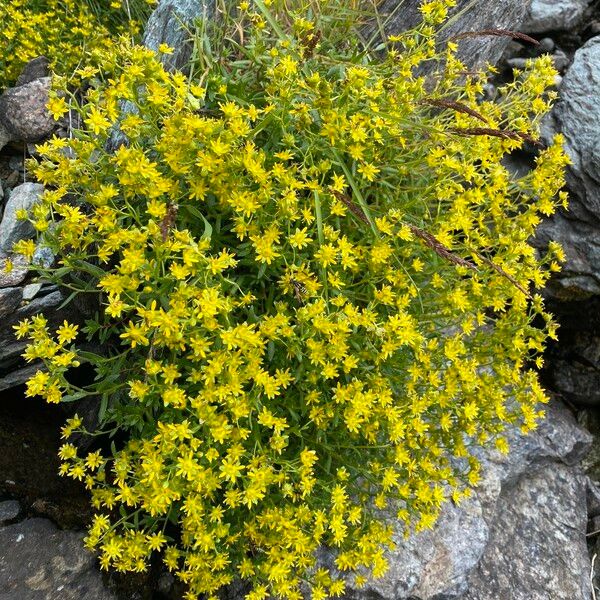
474, 252, 532, 298
409, 225, 478, 271
332, 190, 370, 224
421, 98, 489, 124
301, 30, 322, 59
450, 29, 539, 46
449, 127, 542, 147
160, 203, 179, 241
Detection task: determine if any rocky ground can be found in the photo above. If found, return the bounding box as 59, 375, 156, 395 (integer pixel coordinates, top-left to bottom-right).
2, 0, 600, 599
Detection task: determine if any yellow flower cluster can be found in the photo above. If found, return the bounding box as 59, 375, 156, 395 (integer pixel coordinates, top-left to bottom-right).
17, 1, 568, 598
0, 0, 153, 89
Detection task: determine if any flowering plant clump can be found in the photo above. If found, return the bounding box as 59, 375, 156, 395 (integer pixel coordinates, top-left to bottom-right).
0, 0, 153, 89
15, 1, 568, 598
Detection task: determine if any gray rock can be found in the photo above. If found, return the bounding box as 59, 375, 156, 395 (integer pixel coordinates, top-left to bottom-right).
534, 212, 600, 300
143, 0, 216, 72
0, 500, 20, 524
15, 57, 50, 87
32, 245, 54, 269
8, 156, 23, 173
554, 74, 563, 89
461, 464, 590, 600
0, 182, 44, 257
587, 478, 600, 519
523, 0, 591, 33
0, 255, 29, 289
537, 37, 600, 300
0, 77, 55, 143
552, 49, 570, 72
0, 364, 40, 393
549, 37, 600, 221
0, 287, 23, 320
365, 0, 533, 73
538, 37, 556, 53
0, 290, 73, 367
0, 123, 10, 153
341, 401, 592, 599
506, 57, 529, 70
22, 283, 43, 301
0, 518, 116, 600
545, 329, 600, 406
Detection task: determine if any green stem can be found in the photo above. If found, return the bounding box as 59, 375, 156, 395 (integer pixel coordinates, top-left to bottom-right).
332, 150, 379, 237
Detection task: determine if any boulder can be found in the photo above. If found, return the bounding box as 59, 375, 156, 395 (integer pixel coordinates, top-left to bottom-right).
537, 36, 600, 300
365, 0, 533, 72
15, 57, 50, 88
0, 77, 56, 143
546, 36, 600, 221
143, 0, 216, 72
461, 464, 590, 600
341, 400, 592, 599
0, 182, 44, 257
0, 518, 116, 600
523, 0, 591, 33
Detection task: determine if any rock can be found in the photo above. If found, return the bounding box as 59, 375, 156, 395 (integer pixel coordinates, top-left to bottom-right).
0, 77, 55, 143
0, 289, 76, 375
365, 0, 533, 73
0, 182, 43, 257
506, 57, 529, 70
0, 500, 20, 524
538, 37, 600, 300
32, 245, 54, 269
143, 0, 216, 72
157, 572, 175, 594
22, 283, 43, 301
0, 518, 116, 599
544, 328, 600, 406
0, 287, 23, 320
0, 364, 40, 393
538, 37, 556, 53
15, 57, 50, 87
534, 212, 600, 300
341, 400, 592, 599
0, 123, 10, 153
587, 478, 600, 519
552, 49, 570, 72
523, 0, 591, 33
549, 36, 600, 220
0, 255, 29, 289
8, 156, 23, 173
460, 464, 590, 600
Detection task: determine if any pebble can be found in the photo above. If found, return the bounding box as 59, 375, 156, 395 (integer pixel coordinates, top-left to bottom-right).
506, 57, 529, 70
8, 156, 24, 173
0, 500, 21, 524
483, 83, 497, 100
538, 37, 556, 53
553, 50, 570, 72
22, 282, 43, 301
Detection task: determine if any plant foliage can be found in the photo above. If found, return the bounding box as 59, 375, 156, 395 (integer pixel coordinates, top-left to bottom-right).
13, 1, 568, 599
0, 0, 153, 89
